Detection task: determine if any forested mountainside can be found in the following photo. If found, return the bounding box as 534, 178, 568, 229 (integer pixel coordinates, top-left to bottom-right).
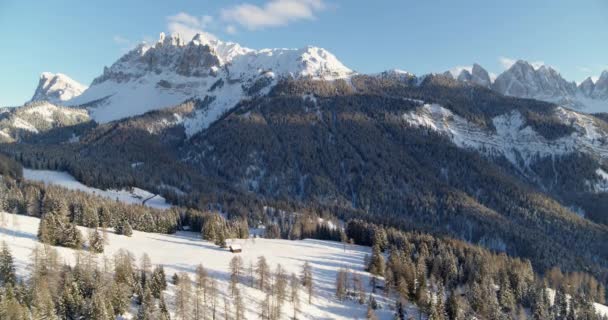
2, 74, 608, 294
1, 155, 606, 319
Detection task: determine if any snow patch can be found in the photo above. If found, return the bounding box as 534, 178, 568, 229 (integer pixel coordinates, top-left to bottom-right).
23, 169, 171, 209
403, 104, 608, 168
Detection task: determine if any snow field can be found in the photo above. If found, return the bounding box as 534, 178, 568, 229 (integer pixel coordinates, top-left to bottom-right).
0, 213, 394, 319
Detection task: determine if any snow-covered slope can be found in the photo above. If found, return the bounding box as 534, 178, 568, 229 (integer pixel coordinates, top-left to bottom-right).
0, 101, 90, 142
403, 103, 608, 177
0, 214, 395, 320
23, 168, 171, 209
68, 32, 353, 135
30, 72, 87, 104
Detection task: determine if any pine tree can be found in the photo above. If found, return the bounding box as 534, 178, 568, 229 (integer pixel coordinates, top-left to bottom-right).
0, 241, 16, 287
158, 294, 171, 320
554, 286, 568, 320
532, 287, 550, 320
229, 255, 244, 296
116, 218, 133, 236
0, 286, 28, 320
300, 261, 313, 304
290, 273, 300, 320
498, 273, 515, 313
31, 280, 59, 320
89, 228, 105, 253
110, 281, 130, 316
194, 264, 208, 320
37, 212, 58, 245
175, 272, 192, 320
257, 256, 270, 291
61, 222, 83, 249
368, 244, 385, 276
151, 265, 167, 298
446, 291, 463, 320
136, 284, 156, 320
89, 292, 113, 320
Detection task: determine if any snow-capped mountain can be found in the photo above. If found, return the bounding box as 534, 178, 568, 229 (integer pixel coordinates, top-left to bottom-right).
30, 72, 87, 104
444, 60, 608, 113
492, 60, 577, 104
68, 32, 353, 135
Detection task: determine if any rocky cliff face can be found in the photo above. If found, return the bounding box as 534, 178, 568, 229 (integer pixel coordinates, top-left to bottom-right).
68, 32, 354, 131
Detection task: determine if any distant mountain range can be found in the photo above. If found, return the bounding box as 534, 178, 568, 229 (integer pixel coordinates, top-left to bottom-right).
25, 33, 608, 133
445, 61, 608, 112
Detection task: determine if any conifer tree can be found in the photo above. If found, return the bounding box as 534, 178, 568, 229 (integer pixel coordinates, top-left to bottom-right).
158, 294, 171, 320
256, 256, 270, 291
368, 244, 385, 276
175, 272, 192, 320
229, 255, 244, 296
89, 292, 113, 320
150, 265, 167, 298
31, 280, 59, 320
89, 228, 104, 253
136, 284, 156, 320
0, 241, 16, 287
193, 264, 208, 320
300, 261, 314, 304
290, 273, 300, 320
0, 286, 28, 320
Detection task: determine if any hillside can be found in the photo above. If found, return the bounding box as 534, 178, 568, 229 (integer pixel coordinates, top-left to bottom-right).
0, 213, 394, 319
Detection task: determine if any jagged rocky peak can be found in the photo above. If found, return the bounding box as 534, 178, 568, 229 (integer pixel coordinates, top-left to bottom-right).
90, 32, 353, 87
578, 77, 596, 96
592, 71, 608, 99
67, 31, 354, 127
470, 63, 492, 88
30, 72, 86, 104
492, 60, 576, 99
449, 64, 492, 88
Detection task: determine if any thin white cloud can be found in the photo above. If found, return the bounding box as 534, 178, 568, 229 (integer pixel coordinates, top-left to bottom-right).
221, 0, 326, 30
166, 12, 217, 42
449, 65, 472, 78
499, 56, 544, 70
499, 57, 516, 69
530, 61, 545, 70
226, 25, 238, 35
113, 35, 130, 44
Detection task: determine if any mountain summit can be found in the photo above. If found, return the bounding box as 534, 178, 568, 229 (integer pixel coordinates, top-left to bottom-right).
68, 32, 353, 130
30, 72, 86, 104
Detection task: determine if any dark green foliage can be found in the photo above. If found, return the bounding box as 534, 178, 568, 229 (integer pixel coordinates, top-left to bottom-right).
0, 153, 22, 179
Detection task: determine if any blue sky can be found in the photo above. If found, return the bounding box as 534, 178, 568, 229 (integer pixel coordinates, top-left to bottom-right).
1, 0, 607, 106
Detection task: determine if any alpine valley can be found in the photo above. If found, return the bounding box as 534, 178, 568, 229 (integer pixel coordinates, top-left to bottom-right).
1, 32, 608, 319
